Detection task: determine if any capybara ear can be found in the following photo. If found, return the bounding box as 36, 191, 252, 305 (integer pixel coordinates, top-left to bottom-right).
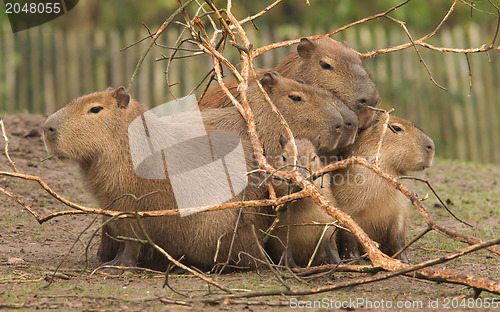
112, 86, 130, 109
106, 87, 114, 91
260, 72, 279, 93
311, 135, 321, 149
279, 134, 288, 149
297, 37, 315, 58
296, 79, 306, 84
342, 41, 349, 47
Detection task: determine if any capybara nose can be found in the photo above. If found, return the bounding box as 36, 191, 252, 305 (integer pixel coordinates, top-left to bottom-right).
422, 134, 435, 155
43, 118, 58, 141
357, 98, 367, 106
334, 120, 343, 132
43, 127, 56, 142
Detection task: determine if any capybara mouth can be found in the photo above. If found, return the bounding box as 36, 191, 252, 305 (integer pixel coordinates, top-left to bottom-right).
418, 159, 433, 171
43, 140, 67, 160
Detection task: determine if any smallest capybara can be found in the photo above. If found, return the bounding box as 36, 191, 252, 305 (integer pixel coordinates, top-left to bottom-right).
266, 135, 340, 267
331, 113, 435, 262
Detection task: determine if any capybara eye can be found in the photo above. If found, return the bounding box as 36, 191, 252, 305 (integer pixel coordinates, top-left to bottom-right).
389, 125, 403, 133
88, 106, 104, 114
312, 155, 317, 162
282, 155, 287, 162
288, 95, 303, 102
319, 61, 333, 71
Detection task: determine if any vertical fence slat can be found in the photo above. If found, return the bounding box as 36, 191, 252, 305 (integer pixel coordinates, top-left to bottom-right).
480, 41, 500, 163
66, 30, 80, 101
18, 30, 29, 113
42, 28, 56, 114
80, 29, 94, 95
454, 26, 479, 163
442, 29, 466, 160
389, 28, 403, 112
29, 27, 42, 113
54, 29, 68, 108
468, 24, 495, 164
4, 27, 16, 113
109, 29, 123, 89
94, 31, 107, 91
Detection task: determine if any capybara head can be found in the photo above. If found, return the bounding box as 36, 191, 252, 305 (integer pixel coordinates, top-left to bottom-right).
257, 71, 344, 154
276, 134, 323, 175
351, 114, 435, 175
275, 36, 380, 129
43, 87, 142, 163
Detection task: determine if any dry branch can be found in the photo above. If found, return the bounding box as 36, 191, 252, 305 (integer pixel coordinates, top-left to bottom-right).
0, 170, 311, 223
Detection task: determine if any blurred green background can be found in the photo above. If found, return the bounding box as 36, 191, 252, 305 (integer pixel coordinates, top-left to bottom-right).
0, 0, 499, 163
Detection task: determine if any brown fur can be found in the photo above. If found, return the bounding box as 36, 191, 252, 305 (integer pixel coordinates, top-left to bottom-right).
331, 114, 435, 262
199, 36, 379, 130
265, 136, 340, 267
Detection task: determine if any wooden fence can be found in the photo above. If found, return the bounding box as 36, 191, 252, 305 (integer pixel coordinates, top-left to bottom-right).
1, 22, 499, 164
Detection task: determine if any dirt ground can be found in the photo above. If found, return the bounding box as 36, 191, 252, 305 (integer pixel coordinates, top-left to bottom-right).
0, 114, 499, 311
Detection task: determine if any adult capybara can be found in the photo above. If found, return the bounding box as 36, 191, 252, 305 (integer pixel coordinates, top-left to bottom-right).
265, 135, 340, 267
43, 73, 347, 271
201, 71, 347, 156
331, 113, 435, 262
199, 36, 379, 130
44, 87, 273, 271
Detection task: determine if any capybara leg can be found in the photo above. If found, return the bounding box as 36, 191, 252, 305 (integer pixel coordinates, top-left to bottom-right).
324, 236, 341, 264
387, 236, 410, 264
97, 225, 121, 262
101, 241, 141, 268
282, 246, 298, 268
338, 230, 361, 259
386, 217, 410, 263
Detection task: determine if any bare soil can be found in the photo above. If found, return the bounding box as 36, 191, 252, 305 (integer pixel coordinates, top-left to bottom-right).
0, 114, 499, 311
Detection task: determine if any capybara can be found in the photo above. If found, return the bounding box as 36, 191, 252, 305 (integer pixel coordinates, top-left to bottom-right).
44, 87, 274, 271
265, 135, 340, 267
201, 71, 347, 156
43, 72, 347, 271
199, 36, 379, 130
331, 113, 435, 262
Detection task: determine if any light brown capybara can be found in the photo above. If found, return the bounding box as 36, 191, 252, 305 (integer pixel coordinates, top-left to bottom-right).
201, 71, 347, 157
199, 36, 379, 130
265, 135, 340, 267
43, 73, 348, 271
331, 113, 435, 262
43, 86, 274, 271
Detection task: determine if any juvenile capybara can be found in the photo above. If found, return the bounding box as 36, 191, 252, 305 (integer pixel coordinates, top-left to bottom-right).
265, 135, 340, 267
43, 72, 348, 271
199, 36, 379, 130
331, 113, 435, 262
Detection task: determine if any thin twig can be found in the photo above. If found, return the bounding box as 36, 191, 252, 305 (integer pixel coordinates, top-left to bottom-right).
1, 120, 18, 172
398, 176, 473, 227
